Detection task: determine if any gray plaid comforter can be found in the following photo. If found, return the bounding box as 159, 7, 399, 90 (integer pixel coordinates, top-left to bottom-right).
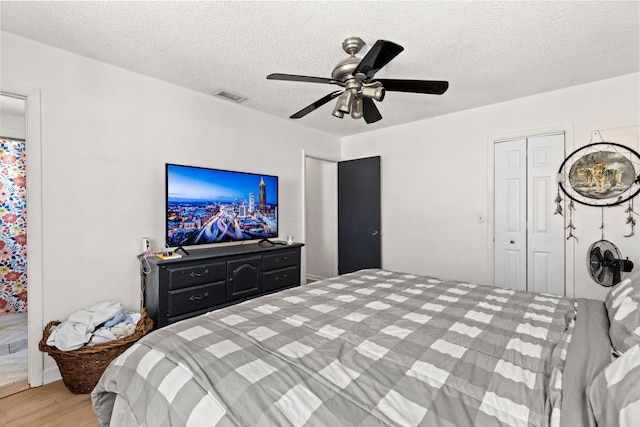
92, 269, 576, 426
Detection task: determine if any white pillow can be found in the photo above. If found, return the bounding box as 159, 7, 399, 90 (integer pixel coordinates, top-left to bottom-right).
587, 344, 640, 426
605, 278, 640, 355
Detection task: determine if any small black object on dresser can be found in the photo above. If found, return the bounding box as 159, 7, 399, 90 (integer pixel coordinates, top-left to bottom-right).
144, 242, 304, 328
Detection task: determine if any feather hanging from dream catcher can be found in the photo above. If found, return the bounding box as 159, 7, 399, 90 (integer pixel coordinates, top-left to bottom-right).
554, 188, 563, 216
555, 186, 579, 242
566, 200, 577, 242
624, 198, 637, 237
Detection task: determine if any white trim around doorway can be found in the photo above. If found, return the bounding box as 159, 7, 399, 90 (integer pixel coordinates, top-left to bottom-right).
1, 81, 44, 387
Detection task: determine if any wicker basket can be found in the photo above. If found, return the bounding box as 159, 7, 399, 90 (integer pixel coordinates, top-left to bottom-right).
39, 308, 154, 394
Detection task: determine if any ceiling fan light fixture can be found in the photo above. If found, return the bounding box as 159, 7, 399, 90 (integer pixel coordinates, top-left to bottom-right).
335, 91, 353, 114
351, 97, 363, 119
361, 86, 385, 101
331, 104, 345, 118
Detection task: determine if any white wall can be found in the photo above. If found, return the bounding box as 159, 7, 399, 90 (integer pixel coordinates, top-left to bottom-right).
1, 33, 341, 371
0, 106, 25, 140
342, 73, 640, 300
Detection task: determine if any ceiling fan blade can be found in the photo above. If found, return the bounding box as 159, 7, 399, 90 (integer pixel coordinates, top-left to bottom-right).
377, 79, 449, 95
362, 98, 382, 124
354, 40, 404, 80
290, 91, 343, 119
267, 73, 334, 84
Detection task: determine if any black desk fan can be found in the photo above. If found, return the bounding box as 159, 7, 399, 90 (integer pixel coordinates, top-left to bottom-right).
588, 240, 634, 287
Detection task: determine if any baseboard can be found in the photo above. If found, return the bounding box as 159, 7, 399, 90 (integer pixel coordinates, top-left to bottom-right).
306, 274, 327, 282
42, 365, 61, 385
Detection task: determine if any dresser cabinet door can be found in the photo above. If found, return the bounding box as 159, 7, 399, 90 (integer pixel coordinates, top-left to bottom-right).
227, 256, 262, 301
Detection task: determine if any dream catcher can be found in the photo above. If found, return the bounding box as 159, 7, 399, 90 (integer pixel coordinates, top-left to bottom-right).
557, 140, 640, 207
556, 133, 640, 286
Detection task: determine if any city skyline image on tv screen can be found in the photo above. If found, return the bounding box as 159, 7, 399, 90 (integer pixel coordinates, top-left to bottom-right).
166, 164, 278, 246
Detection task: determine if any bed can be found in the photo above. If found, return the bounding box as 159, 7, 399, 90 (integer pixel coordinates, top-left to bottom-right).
92, 268, 639, 426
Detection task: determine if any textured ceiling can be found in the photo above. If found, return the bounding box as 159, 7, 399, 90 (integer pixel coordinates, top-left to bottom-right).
1, 1, 638, 137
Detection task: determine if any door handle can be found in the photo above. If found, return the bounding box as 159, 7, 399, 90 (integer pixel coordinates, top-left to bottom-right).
510, 240, 515, 244
372, 230, 381, 237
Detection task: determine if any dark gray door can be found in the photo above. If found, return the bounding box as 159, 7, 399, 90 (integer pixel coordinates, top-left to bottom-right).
338, 156, 381, 274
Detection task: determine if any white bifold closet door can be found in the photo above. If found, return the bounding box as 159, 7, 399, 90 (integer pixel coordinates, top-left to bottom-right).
494, 133, 565, 295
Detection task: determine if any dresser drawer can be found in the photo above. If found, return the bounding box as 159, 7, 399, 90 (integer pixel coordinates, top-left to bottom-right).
263, 250, 300, 271
262, 266, 299, 292
167, 262, 226, 290
168, 282, 226, 317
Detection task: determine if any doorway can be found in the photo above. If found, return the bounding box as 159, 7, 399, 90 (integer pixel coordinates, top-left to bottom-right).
0, 83, 44, 391
494, 133, 565, 295
303, 155, 382, 280
304, 156, 338, 281
0, 95, 28, 393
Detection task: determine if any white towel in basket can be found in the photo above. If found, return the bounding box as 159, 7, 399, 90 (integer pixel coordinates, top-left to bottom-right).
46, 301, 124, 351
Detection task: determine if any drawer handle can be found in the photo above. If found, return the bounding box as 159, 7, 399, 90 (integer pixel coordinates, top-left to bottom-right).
189, 268, 209, 278
189, 292, 209, 301
275, 256, 288, 262
275, 274, 288, 282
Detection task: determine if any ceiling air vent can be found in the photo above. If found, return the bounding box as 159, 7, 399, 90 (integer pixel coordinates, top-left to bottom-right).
211, 89, 247, 103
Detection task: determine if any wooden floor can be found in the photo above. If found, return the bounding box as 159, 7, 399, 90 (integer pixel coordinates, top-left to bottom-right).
0, 380, 98, 427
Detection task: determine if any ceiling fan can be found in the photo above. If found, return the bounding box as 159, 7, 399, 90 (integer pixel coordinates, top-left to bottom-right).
267, 37, 449, 124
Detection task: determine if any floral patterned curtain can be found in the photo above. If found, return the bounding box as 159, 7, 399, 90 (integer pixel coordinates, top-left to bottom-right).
0, 138, 27, 315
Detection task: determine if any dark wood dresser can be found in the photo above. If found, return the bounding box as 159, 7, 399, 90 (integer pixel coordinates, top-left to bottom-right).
144, 242, 304, 328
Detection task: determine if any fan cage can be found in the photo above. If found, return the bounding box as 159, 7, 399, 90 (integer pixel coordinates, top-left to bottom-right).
587, 239, 623, 287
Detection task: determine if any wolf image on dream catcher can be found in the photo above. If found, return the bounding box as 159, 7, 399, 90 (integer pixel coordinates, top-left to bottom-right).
576, 164, 623, 193
570, 154, 631, 199
559, 142, 640, 207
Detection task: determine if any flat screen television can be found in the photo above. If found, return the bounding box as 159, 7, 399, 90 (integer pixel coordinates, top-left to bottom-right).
166, 163, 278, 247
